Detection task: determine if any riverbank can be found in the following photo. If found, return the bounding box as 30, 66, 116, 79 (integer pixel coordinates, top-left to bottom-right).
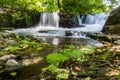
0, 31, 119, 80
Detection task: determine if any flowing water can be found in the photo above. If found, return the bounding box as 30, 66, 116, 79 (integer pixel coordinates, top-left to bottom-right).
7, 12, 109, 46
11, 12, 109, 37
78, 13, 109, 32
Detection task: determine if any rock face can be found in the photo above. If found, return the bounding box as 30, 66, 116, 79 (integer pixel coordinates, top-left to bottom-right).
59, 12, 79, 28
103, 25, 120, 34
105, 7, 120, 25
103, 7, 120, 34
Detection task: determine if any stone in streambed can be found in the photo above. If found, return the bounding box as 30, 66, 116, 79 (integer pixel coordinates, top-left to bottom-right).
114, 40, 120, 45
5, 59, 22, 71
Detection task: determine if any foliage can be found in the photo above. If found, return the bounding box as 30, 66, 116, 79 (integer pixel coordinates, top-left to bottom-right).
24, 14, 32, 26
61, 0, 107, 14
0, 0, 107, 14
42, 64, 59, 74
10, 72, 17, 76
60, 45, 93, 60
40, 45, 95, 80
4, 46, 20, 52
41, 65, 70, 80
46, 53, 69, 66
117, 72, 120, 80
55, 68, 70, 80
101, 50, 111, 60
0, 34, 52, 56
110, 0, 118, 4
0, 0, 109, 26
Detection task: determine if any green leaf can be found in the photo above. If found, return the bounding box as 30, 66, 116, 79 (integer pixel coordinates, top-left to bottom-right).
46, 53, 69, 66
4, 46, 20, 51
42, 65, 59, 74
10, 72, 17, 76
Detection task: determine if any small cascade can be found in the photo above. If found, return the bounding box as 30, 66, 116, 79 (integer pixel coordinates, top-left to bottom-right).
85, 15, 95, 24
80, 13, 108, 25
8, 12, 109, 46
77, 13, 109, 32
11, 12, 109, 37
38, 12, 59, 27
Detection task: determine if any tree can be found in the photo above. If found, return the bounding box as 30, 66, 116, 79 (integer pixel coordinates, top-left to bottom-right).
0, 0, 108, 26
61, 0, 107, 14
0, 0, 107, 14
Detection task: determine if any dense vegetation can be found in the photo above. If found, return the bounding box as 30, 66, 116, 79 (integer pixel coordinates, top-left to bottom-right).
40, 45, 120, 80
0, 0, 109, 27
1, 0, 119, 27
0, 0, 107, 13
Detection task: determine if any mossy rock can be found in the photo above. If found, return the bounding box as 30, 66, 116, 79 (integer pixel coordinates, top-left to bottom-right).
103, 25, 120, 34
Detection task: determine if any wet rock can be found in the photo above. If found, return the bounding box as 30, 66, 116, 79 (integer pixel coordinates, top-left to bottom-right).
4, 39, 17, 45
0, 54, 17, 61
87, 33, 120, 45
5, 59, 19, 66
0, 60, 6, 66
5, 59, 22, 71
87, 33, 113, 42
103, 25, 120, 34
110, 45, 120, 52
32, 12, 40, 25
105, 7, 120, 25
103, 7, 120, 34
0, 32, 14, 38
0, 66, 4, 73
16, 18, 27, 28
114, 40, 120, 45
59, 12, 79, 28
0, 54, 23, 72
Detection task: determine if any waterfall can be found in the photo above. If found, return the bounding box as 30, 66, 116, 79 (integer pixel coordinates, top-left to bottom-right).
85, 15, 95, 24
80, 13, 108, 25
77, 13, 109, 32
38, 12, 59, 27
8, 12, 109, 47
11, 12, 109, 37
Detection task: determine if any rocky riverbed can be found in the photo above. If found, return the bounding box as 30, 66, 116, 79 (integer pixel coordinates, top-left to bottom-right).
0, 31, 119, 80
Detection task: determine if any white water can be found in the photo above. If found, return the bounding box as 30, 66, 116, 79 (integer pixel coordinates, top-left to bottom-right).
78, 13, 109, 32
38, 12, 59, 27
11, 12, 109, 37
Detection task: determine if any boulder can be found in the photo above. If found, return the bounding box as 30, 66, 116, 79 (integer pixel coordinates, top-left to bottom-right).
32, 12, 40, 25
105, 6, 120, 25
0, 54, 17, 61
114, 40, 120, 45
103, 7, 120, 34
0, 54, 22, 72
59, 12, 79, 28
103, 25, 120, 34
5, 59, 22, 71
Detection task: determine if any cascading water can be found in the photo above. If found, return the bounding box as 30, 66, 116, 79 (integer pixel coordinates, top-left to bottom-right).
77, 13, 109, 32
11, 12, 62, 36
39, 12, 59, 27
7, 12, 109, 46
10, 12, 109, 37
